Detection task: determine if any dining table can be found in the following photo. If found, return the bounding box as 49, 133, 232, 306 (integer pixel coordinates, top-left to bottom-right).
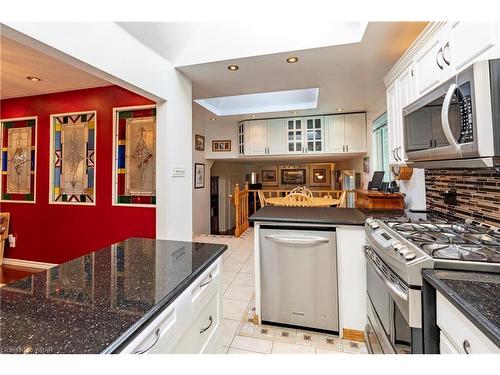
265, 196, 340, 207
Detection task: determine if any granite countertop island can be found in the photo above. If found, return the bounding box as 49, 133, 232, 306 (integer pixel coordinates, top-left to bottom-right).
249, 206, 405, 226
422, 269, 500, 347
0, 238, 227, 354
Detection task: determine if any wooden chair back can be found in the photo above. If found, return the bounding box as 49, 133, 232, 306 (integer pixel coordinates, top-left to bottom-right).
337, 191, 347, 208
283, 193, 313, 206
289, 186, 313, 198
257, 190, 268, 207
0, 212, 11, 265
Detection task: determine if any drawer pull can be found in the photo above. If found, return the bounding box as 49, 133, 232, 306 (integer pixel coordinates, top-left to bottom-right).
199, 273, 213, 288
134, 328, 160, 354
463, 339, 471, 354
200, 316, 213, 334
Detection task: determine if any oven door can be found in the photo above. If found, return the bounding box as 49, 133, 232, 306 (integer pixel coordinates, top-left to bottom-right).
403, 65, 478, 163
364, 247, 413, 354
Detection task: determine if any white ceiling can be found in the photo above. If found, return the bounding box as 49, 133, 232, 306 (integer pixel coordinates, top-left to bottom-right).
0, 35, 111, 99
183, 22, 427, 128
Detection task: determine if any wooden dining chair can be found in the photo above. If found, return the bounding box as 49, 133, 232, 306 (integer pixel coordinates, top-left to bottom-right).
258, 190, 268, 207
337, 191, 347, 208
290, 186, 313, 198
283, 193, 313, 206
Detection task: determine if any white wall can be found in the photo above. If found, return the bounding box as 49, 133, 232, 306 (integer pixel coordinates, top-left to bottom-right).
204, 122, 239, 160
3, 22, 194, 241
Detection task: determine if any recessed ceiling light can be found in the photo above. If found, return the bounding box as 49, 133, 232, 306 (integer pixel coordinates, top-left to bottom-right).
251, 115, 256, 118
227, 64, 239, 71
210, 117, 216, 121
337, 108, 343, 112
286, 57, 299, 64
26, 76, 42, 82
291, 111, 297, 115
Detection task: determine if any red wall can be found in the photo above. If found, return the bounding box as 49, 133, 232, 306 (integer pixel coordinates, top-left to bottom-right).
0, 85, 156, 264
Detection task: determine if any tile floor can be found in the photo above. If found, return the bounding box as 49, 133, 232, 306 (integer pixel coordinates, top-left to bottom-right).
193, 228, 368, 355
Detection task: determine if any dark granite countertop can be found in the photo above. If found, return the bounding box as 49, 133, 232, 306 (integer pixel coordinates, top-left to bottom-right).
249, 206, 405, 226
0, 238, 227, 354
422, 269, 500, 347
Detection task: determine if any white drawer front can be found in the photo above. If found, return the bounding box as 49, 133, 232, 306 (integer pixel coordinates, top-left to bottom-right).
437, 292, 499, 354
173, 290, 221, 354
440, 332, 459, 354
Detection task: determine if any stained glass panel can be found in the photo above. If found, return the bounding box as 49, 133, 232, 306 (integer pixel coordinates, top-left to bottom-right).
1, 118, 36, 202
115, 107, 156, 205
51, 112, 96, 204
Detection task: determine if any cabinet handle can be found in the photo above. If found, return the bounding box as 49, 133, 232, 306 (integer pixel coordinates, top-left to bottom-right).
396, 146, 401, 161
436, 47, 444, 70
199, 273, 212, 288
200, 316, 213, 334
463, 339, 471, 354
346, 145, 348, 152
442, 42, 451, 65
433, 139, 437, 148
430, 139, 433, 148
134, 328, 160, 354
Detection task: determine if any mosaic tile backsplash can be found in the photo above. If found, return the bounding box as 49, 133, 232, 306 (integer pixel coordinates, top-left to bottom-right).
425, 169, 500, 227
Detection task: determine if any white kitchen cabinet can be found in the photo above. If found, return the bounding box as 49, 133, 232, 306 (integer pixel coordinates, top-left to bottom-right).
266, 118, 286, 154
119, 257, 223, 354
304, 116, 325, 153
448, 22, 499, 72
286, 117, 305, 154
437, 291, 499, 354
344, 113, 366, 153
440, 332, 460, 354
386, 81, 400, 165
244, 119, 285, 156
325, 114, 366, 154
324, 115, 345, 153
413, 32, 447, 97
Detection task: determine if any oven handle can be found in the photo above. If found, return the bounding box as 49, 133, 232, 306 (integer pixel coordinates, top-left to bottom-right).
441, 83, 461, 151
364, 246, 408, 302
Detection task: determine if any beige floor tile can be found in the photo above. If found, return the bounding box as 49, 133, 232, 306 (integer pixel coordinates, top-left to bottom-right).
316, 347, 343, 354
272, 341, 315, 354
342, 339, 368, 353
222, 319, 240, 347
237, 318, 256, 337
222, 298, 249, 320
224, 284, 254, 302
231, 273, 255, 287
295, 330, 319, 346
273, 327, 297, 343
240, 260, 255, 274
222, 271, 237, 284
222, 283, 230, 294
231, 335, 273, 354
252, 324, 276, 340
227, 348, 260, 354
317, 334, 343, 351
222, 260, 245, 273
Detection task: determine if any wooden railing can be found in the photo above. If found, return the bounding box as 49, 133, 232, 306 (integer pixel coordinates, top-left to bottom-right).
233, 182, 250, 237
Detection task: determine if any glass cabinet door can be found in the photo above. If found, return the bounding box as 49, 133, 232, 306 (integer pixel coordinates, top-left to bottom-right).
287, 118, 303, 153
306, 117, 323, 152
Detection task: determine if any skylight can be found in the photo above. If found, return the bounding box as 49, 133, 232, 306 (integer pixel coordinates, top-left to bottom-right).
194, 88, 319, 116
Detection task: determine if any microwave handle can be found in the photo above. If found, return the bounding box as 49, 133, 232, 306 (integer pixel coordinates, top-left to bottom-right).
441, 83, 461, 151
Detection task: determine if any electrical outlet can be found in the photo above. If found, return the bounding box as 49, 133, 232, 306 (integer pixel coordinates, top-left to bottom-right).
8, 234, 16, 248
171, 166, 186, 177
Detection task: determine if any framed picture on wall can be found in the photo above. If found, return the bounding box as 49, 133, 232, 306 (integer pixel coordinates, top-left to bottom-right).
312, 168, 327, 184
261, 169, 278, 186
194, 163, 205, 189
280, 168, 306, 185
212, 140, 231, 152
195, 134, 205, 151
363, 156, 370, 174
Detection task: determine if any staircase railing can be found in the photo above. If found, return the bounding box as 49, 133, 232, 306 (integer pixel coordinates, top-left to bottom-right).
233, 182, 250, 237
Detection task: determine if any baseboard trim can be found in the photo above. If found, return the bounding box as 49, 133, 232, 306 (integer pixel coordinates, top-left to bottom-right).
1, 257, 57, 269
343, 328, 366, 342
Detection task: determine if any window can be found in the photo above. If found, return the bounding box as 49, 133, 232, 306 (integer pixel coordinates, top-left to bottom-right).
372, 113, 390, 181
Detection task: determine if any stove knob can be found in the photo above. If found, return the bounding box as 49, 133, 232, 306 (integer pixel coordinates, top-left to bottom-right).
365, 218, 373, 225
370, 222, 379, 229
403, 251, 416, 261
397, 245, 409, 255
391, 240, 402, 250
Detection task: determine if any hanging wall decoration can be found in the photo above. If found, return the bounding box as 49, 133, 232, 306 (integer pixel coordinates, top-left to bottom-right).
1, 117, 37, 202
50, 111, 96, 204
114, 106, 156, 205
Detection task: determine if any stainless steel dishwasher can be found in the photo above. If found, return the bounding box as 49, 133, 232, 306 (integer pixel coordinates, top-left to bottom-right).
259, 226, 338, 332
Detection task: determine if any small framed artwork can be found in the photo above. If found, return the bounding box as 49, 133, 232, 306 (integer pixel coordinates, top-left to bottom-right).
312, 168, 327, 184
194, 163, 205, 189
261, 169, 278, 186
280, 168, 306, 185
212, 140, 231, 152
195, 134, 205, 151
363, 156, 370, 174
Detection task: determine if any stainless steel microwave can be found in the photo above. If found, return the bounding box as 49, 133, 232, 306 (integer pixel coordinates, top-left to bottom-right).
402, 58, 500, 169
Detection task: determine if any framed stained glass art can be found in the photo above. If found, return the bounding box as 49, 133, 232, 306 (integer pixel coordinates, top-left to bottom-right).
49, 111, 96, 204
0, 117, 37, 203
113, 106, 156, 206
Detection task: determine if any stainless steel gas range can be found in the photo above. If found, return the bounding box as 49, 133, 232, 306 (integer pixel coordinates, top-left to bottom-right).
363, 214, 500, 354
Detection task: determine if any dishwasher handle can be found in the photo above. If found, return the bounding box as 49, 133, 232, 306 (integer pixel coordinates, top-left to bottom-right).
264, 234, 330, 245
